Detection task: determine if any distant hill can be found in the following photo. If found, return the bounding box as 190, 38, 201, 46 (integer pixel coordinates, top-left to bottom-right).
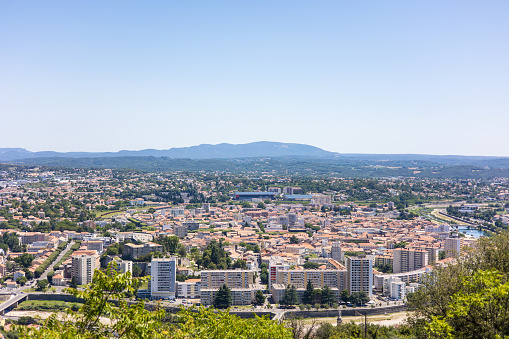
2, 141, 509, 178
11, 156, 509, 179
0, 142, 336, 161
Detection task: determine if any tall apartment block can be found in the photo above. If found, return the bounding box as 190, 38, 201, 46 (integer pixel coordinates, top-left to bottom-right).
444, 237, 464, 258
331, 242, 342, 263
346, 256, 373, 297
393, 248, 429, 273
268, 262, 290, 289
150, 257, 176, 300
72, 253, 100, 285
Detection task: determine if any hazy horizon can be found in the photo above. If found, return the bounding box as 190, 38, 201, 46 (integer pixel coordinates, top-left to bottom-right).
1, 141, 508, 158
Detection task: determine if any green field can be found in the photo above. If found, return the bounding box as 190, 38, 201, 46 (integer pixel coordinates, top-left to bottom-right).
16, 300, 83, 312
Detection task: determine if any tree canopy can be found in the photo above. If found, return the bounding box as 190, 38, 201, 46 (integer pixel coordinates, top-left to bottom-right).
196, 239, 231, 269
213, 284, 232, 309
408, 230, 509, 338
18, 263, 291, 338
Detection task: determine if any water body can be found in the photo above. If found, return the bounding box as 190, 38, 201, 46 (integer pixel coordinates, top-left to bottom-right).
458, 226, 486, 238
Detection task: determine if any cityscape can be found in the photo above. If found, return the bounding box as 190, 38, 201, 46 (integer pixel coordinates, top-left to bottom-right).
2, 1, 509, 338
0, 163, 508, 337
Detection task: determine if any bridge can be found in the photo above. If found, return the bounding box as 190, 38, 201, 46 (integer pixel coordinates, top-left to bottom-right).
0, 293, 28, 315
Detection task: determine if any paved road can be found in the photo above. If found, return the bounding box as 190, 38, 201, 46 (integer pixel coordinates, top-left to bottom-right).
40, 241, 75, 280
0, 293, 28, 314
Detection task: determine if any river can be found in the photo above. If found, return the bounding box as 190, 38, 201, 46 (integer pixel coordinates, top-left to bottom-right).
457, 226, 487, 238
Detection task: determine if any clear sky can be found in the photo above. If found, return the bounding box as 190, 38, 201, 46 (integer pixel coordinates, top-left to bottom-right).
1, 1, 508, 156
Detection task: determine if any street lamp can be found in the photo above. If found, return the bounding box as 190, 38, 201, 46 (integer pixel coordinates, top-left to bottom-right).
354, 309, 368, 339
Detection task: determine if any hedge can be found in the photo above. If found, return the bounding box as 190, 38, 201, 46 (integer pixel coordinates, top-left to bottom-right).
34, 241, 69, 278
53, 241, 82, 270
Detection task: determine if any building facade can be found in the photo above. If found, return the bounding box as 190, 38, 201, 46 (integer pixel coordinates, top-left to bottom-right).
346, 256, 373, 297
72, 254, 100, 285
150, 257, 177, 300
393, 248, 429, 273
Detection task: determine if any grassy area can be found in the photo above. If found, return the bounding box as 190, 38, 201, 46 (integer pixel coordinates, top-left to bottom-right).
16, 300, 82, 312
139, 281, 149, 290
53, 241, 82, 269
95, 210, 125, 219
430, 209, 458, 224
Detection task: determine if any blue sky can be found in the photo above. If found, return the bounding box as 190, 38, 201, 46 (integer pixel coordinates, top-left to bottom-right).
1, 1, 508, 155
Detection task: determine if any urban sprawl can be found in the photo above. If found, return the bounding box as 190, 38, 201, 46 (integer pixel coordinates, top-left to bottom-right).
0, 166, 508, 316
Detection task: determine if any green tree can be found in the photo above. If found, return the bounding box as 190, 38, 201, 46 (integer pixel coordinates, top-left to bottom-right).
196, 239, 231, 269
14, 253, 34, 268
312, 289, 322, 304
282, 284, 298, 307
157, 235, 180, 255
19, 263, 165, 339
427, 269, 509, 339
303, 280, 314, 305
289, 236, 299, 244
255, 290, 266, 306
70, 276, 78, 289
17, 275, 28, 286
321, 285, 334, 306
36, 279, 49, 291
178, 245, 186, 257
24, 269, 34, 280
132, 265, 142, 277
394, 241, 408, 249
260, 263, 269, 285
350, 291, 369, 305
213, 284, 232, 309
340, 289, 350, 302
106, 245, 119, 255
232, 259, 248, 269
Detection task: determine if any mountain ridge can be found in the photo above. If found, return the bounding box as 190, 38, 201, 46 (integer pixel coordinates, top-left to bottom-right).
0, 142, 336, 161
1, 142, 509, 169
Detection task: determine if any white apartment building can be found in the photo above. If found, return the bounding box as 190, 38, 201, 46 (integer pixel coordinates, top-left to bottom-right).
151, 257, 176, 300
271, 268, 346, 304
346, 256, 373, 297
177, 279, 201, 298
387, 277, 406, 300
425, 224, 451, 233
72, 254, 100, 285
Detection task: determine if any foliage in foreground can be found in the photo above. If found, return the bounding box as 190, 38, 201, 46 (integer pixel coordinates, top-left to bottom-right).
17, 263, 291, 339
408, 230, 509, 339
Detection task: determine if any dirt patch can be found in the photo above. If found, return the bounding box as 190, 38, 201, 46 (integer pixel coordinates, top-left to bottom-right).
6, 310, 113, 325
